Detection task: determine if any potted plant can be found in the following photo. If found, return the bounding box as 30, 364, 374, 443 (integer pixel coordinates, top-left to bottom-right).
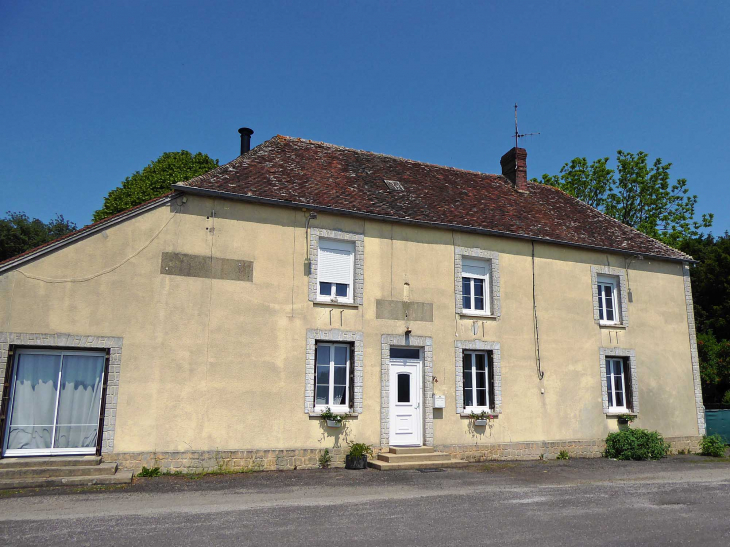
345, 442, 373, 470
320, 406, 345, 428
469, 410, 490, 426
617, 413, 636, 426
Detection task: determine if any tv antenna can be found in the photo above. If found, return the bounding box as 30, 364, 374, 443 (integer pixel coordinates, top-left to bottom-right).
513, 103, 540, 148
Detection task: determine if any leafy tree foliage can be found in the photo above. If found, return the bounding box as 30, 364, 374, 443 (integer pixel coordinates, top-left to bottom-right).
535, 151, 713, 246
0, 212, 77, 262
680, 233, 730, 404
93, 151, 218, 222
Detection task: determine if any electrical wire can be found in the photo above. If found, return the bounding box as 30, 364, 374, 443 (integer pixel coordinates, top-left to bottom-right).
16, 211, 178, 283
532, 241, 545, 380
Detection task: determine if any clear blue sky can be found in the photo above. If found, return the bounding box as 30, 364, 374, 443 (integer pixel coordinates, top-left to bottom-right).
1, 1, 728, 234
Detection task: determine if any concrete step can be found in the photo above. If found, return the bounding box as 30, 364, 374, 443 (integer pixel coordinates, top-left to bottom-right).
388, 446, 435, 455
0, 470, 133, 490
368, 459, 469, 471
378, 452, 453, 463
0, 456, 102, 469
0, 462, 117, 480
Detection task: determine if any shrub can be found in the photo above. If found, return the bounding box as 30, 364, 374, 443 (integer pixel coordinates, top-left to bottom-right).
137, 466, 161, 477
722, 390, 730, 405
318, 449, 331, 468
700, 434, 727, 457
604, 429, 670, 460
347, 442, 373, 459
556, 450, 570, 460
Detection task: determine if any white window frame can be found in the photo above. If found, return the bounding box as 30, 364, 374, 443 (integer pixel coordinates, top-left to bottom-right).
3, 348, 106, 457
461, 258, 491, 316
605, 357, 628, 412
313, 342, 351, 414
316, 239, 355, 304
597, 275, 620, 325
462, 351, 491, 413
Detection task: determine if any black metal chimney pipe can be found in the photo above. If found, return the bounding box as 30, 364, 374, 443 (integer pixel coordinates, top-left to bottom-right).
238, 127, 254, 155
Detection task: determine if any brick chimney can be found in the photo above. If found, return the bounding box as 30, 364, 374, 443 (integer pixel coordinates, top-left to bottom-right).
500, 147, 528, 192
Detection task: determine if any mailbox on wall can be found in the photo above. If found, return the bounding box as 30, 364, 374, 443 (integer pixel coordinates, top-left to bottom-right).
433, 394, 446, 409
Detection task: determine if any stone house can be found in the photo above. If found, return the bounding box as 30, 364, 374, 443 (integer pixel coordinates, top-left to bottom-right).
0, 129, 705, 471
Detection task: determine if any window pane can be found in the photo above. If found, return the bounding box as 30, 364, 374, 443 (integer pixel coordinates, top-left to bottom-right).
614, 389, 624, 408
474, 278, 484, 298
334, 365, 347, 385
335, 283, 348, 297
390, 348, 420, 359
397, 373, 410, 403
476, 389, 487, 407
607, 385, 613, 407
332, 386, 346, 405
316, 365, 330, 386
604, 285, 614, 321
334, 346, 348, 366
597, 285, 604, 321
476, 369, 486, 389
463, 355, 473, 389
317, 345, 330, 366
463, 387, 473, 408
462, 278, 471, 309
474, 296, 485, 311
316, 385, 329, 405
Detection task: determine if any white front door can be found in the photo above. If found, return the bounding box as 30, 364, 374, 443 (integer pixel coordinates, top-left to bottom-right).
389, 347, 423, 446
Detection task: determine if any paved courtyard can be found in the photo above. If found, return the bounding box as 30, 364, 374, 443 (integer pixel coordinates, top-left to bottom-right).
1, 457, 730, 546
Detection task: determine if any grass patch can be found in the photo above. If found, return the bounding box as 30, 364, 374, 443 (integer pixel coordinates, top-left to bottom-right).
481, 462, 517, 472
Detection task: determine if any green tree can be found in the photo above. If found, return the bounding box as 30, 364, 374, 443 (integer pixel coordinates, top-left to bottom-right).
535, 151, 713, 246
679, 233, 730, 404
0, 212, 77, 262
93, 151, 218, 222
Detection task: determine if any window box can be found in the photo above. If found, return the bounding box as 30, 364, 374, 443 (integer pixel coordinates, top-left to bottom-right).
326, 419, 343, 428
474, 419, 488, 426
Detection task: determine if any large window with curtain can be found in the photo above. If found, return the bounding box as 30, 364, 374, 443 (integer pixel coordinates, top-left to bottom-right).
2, 349, 106, 456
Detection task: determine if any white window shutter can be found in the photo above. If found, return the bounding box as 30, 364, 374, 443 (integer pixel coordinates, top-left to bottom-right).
319, 241, 354, 285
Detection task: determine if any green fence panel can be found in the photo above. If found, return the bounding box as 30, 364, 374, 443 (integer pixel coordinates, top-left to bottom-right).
706, 409, 730, 444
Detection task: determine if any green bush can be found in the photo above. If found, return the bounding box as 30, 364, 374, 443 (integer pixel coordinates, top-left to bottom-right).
700, 434, 727, 457
604, 428, 670, 460
347, 442, 373, 458
722, 390, 730, 405
556, 450, 570, 460
137, 466, 161, 477
318, 449, 331, 468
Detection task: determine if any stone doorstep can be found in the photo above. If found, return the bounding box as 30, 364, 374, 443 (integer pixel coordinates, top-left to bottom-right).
377, 452, 454, 464
0, 456, 102, 469
387, 446, 435, 455
0, 462, 118, 480
368, 459, 469, 471
0, 470, 133, 490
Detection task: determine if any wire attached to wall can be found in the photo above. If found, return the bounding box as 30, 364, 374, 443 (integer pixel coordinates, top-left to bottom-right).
532, 241, 545, 380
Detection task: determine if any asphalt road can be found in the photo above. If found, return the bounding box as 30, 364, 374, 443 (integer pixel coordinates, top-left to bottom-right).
2, 457, 730, 546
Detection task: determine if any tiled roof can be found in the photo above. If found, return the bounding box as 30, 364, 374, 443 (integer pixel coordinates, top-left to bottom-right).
0, 192, 177, 271
176, 136, 691, 261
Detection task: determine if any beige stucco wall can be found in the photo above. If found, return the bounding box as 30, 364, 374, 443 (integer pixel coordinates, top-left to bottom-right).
0, 194, 701, 454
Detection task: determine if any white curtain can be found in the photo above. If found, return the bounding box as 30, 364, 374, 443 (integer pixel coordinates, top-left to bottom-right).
6, 354, 61, 450
54, 355, 105, 449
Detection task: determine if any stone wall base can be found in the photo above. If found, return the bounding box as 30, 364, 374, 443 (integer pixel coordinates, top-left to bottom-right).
104, 436, 703, 473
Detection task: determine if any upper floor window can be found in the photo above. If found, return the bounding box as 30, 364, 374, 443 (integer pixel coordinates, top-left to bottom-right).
461, 258, 491, 315
317, 239, 355, 304
597, 275, 620, 325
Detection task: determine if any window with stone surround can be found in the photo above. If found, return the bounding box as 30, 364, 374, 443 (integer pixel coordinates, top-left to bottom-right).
455, 340, 502, 415
308, 228, 364, 306
454, 247, 500, 318
599, 347, 639, 415
591, 266, 629, 327
305, 329, 363, 415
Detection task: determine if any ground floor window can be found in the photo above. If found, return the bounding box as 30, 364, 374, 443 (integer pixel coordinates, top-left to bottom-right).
462, 350, 494, 412
3, 349, 106, 456
606, 357, 633, 412
314, 342, 352, 413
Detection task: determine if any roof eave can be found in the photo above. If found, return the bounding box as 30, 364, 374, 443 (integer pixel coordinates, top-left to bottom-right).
0, 193, 181, 274
173, 184, 696, 264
